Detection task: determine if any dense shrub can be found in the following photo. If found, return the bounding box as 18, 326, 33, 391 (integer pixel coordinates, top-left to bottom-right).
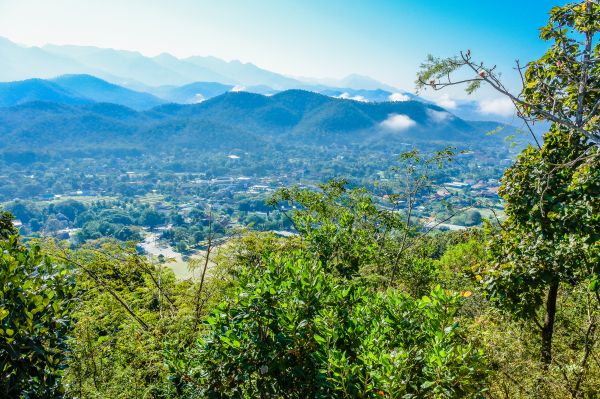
0, 233, 76, 398
192, 252, 489, 398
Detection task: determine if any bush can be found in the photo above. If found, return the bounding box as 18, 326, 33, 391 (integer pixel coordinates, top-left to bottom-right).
191, 252, 489, 398
0, 236, 76, 398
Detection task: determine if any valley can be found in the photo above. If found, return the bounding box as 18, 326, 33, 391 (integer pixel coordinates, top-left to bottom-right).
1, 2, 599, 397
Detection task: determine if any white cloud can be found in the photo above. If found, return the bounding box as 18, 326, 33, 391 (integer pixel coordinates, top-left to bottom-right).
230, 85, 247, 92
388, 92, 410, 102
427, 109, 453, 123
478, 97, 515, 117
380, 113, 417, 131
434, 94, 457, 110
337, 92, 368, 102
192, 93, 206, 103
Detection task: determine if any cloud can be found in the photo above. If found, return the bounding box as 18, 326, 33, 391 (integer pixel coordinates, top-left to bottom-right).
434, 94, 457, 110
427, 109, 453, 123
478, 97, 515, 117
192, 93, 206, 103
388, 92, 410, 102
380, 114, 417, 131
337, 92, 368, 102
230, 85, 247, 92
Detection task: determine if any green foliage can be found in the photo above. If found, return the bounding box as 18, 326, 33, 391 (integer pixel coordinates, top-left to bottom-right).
0, 237, 76, 398
418, 0, 600, 374
415, 55, 463, 93
0, 211, 18, 239
472, 285, 600, 398
193, 252, 488, 398
267, 150, 461, 295
52, 200, 86, 222
140, 209, 166, 228
523, 1, 600, 135
269, 180, 403, 279
480, 126, 599, 319
417, 0, 599, 144
54, 240, 184, 398
438, 238, 485, 291
315, 286, 487, 398
50, 238, 241, 399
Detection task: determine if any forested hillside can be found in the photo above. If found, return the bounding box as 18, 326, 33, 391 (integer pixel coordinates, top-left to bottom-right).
0, 89, 511, 154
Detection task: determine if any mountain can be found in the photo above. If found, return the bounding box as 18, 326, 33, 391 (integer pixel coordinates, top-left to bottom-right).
318, 88, 418, 103
298, 74, 401, 93
0, 75, 164, 110
0, 79, 91, 107
52, 75, 165, 110
0, 37, 406, 97
0, 90, 512, 159
335, 74, 400, 92
0, 73, 426, 111
0, 36, 517, 124
42, 44, 194, 86
41, 42, 305, 89
0, 38, 97, 82
184, 56, 303, 90
147, 81, 235, 104
156, 89, 483, 143
151, 53, 236, 84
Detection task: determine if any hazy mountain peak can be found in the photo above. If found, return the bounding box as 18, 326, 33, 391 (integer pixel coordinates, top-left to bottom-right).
153, 52, 181, 62
338, 74, 399, 92
0, 78, 90, 107
50, 74, 164, 110
0, 36, 21, 47
0, 37, 504, 122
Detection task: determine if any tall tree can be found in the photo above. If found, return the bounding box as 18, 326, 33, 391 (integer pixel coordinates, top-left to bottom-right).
417, 0, 600, 365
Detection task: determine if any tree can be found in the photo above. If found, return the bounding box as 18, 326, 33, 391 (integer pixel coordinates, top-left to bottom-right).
464, 210, 482, 226
268, 149, 466, 295
51, 240, 189, 399
0, 211, 18, 239
417, 0, 600, 147
482, 127, 599, 365
417, 0, 600, 366
139, 209, 165, 229
268, 179, 404, 279
52, 200, 85, 222
0, 236, 76, 398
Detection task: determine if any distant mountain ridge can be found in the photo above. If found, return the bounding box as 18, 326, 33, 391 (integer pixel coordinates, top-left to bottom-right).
0, 78, 90, 107
52, 75, 164, 110
0, 89, 513, 162
0, 37, 405, 94
0, 75, 164, 110
0, 37, 517, 123
0, 74, 421, 111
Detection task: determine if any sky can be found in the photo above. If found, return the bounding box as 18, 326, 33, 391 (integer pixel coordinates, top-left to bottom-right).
0, 0, 568, 102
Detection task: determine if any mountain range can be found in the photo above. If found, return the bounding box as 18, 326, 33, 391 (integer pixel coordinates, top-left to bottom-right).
0, 87, 516, 163
0, 36, 524, 125
0, 37, 429, 105
0, 35, 526, 162
0, 36, 391, 92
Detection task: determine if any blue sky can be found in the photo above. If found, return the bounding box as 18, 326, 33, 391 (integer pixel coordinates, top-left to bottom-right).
0, 0, 567, 97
